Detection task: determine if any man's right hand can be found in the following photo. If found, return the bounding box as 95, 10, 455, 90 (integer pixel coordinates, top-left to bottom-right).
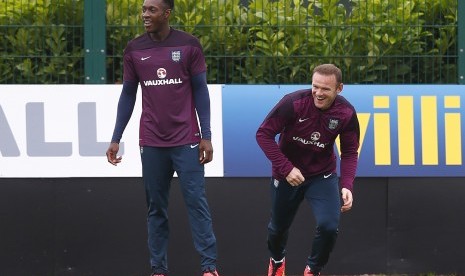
286, 167, 305, 186
106, 142, 122, 166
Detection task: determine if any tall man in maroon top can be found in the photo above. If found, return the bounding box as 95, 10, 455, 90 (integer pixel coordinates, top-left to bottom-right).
256, 64, 360, 276
105, 0, 220, 275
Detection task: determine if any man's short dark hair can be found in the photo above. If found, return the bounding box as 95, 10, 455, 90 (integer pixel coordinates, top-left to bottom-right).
312, 64, 342, 85
163, 0, 174, 9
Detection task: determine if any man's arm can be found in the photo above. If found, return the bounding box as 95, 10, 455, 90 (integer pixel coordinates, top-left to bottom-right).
339, 111, 360, 191
106, 81, 138, 166
256, 96, 295, 180
111, 81, 138, 143
191, 72, 213, 164
191, 72, 211, 140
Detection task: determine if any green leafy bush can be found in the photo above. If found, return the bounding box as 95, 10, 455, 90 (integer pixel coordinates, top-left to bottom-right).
167, 0, 458, 84
106, 0, 144, 83
0, 0, 458, 84
0, 0, 84, 84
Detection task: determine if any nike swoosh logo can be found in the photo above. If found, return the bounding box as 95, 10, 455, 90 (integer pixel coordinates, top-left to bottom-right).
298, 118, 309, 123
323, 173, 332, 178
190, 143, 199, 149
141, 56, 151, 61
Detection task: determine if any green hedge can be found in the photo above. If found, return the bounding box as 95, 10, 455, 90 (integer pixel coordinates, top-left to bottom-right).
0, 0, 84, 84
0, 0, 458, 84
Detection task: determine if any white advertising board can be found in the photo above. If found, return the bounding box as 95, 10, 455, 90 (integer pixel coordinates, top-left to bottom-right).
0, 85, 224, 177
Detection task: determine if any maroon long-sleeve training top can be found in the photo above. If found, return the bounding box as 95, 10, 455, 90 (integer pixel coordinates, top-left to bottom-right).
256, 89, 360, 191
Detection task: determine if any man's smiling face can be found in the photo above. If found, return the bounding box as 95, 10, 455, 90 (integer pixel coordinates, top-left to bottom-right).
311, 72, 343, 110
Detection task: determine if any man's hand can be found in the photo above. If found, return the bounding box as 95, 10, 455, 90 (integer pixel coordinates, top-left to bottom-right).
341, 188, 353, 212
199, 139, 213, 164
286, 167, 305, 186
106, 142, 122, 166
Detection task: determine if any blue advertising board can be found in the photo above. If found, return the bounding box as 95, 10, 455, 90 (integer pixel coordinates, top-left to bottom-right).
222, 85, 465, 177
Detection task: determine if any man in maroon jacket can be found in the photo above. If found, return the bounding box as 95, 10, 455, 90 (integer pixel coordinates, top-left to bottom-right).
256, 64, 360, 276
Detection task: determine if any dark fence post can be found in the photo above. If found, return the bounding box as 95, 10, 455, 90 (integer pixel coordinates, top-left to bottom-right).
459, 0, 464, 84
84, 0, 107, 84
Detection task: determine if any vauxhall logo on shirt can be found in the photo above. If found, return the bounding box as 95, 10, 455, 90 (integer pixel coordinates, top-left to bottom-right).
142, 67, 183, 87
293, 131, 328, 148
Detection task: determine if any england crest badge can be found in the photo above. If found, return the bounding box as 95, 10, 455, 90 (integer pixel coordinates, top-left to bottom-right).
171, 50, 181, 62
328, 118, 339, 130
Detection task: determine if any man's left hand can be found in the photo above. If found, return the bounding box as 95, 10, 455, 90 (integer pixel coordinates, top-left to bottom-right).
341, 188, 353, 213
199, 139, 213, 164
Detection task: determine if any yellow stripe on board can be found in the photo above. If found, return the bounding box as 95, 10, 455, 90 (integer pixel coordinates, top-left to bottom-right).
374, 113, 391, 165
444, 96, 460, 108
445, 114, 462, 165
444, 96, 461, 165
373, 96, 390, 165
373, 96, 389, 108
421, 96, 438, 165
397, 96, 415, 165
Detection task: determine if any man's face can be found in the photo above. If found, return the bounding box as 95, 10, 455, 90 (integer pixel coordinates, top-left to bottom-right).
311, 72, 343, 110
141, 0, 170, 33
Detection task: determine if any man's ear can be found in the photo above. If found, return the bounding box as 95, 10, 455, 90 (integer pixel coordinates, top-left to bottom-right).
337, 83, 343, 94
164, 9, 171, 18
